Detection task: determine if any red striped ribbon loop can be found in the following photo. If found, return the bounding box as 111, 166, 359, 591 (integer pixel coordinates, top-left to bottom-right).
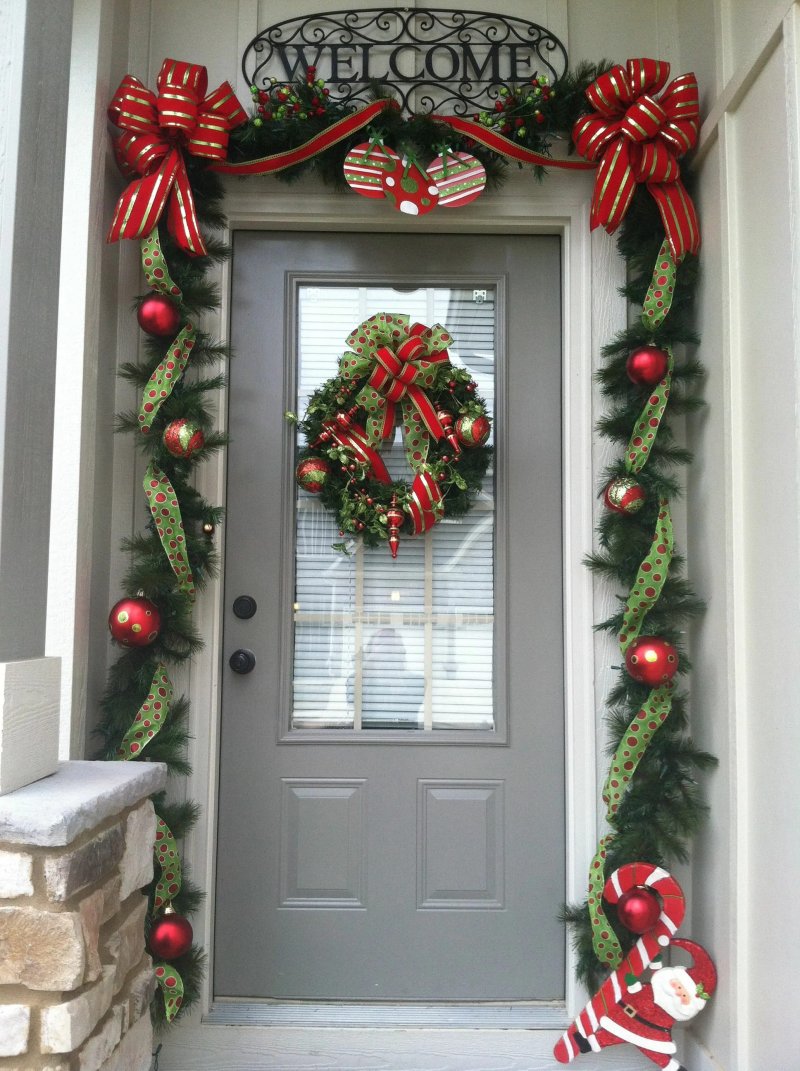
408, 470, 444, 535
107, 58, 247, 256
363, 324, 448, 444
572, 58, 700, 260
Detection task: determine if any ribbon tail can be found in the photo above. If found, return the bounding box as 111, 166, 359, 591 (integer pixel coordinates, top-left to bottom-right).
107, 149, 180, 244
155, 963, 185, 1022
167, 154, 207, 256
592, 139, 636, 233
141, 227, 183, 300
648, 178, 700, 261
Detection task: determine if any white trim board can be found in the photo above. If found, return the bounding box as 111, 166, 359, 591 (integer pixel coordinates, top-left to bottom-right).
154, 166, 626, 1069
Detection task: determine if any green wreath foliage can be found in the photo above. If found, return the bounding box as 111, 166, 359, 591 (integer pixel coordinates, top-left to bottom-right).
293, 351, 492, 550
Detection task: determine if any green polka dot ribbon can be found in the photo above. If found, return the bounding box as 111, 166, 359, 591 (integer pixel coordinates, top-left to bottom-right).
619, 500, 674, 653
588, 834, 623, 968
623, 243, 679, 473
587, 240, 683, 969
602, 684, 674, 818
144, 462, 195, 600
641, 240, 677, 330
153, 815, 182, 910
155, 962, 184, 1022
624, 347, 674, 475
115, 664, 172, 759
338, 313, 452, 470
153, 815, 185, 1020
141, 228, 183, 299
138, 323, 196, 433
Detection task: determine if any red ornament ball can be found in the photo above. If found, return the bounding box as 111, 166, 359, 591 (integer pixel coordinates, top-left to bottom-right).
625, 635, 679, 686
108, 596, 161, 647
455, 413, 491, 448
137, 294, 181, 338
626, 345, 669, 387
616, 886, 662, 934
163, 418, 205, 459
604, 475, 646, 514
296, 457, 332, 493
149, 912, 193, 960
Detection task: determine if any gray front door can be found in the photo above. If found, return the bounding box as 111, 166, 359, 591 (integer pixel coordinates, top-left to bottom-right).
215, 231, 564, 1002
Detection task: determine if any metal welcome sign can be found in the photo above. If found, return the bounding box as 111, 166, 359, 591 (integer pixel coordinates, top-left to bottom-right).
242, 8, 568, 113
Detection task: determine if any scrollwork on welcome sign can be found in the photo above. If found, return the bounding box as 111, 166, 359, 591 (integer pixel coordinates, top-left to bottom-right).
242, 7, 569, 114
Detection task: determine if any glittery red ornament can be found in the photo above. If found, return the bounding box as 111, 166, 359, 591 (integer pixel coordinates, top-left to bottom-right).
149, 912, 193, 960
626, 345, 669, 387
163, 418, 205, 459
137, 293, 181, 338
455, 413, 491, 448
624, 635, 679, 686
296, 457, 333, 493
108, 597, 161, 647
616, 885, 662, 934
604, 475, 646, 514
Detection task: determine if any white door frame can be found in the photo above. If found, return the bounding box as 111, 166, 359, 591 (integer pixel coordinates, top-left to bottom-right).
161, 167, 629, 1070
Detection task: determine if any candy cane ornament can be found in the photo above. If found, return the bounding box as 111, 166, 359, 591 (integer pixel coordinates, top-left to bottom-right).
605, 862, 686, 975
555, 864, 716, 1070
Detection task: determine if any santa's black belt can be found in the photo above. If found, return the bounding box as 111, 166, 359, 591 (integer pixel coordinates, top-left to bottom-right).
618, 1002, 671, 1033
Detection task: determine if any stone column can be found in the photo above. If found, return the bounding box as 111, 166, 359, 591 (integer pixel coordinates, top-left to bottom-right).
0, 760, 166, 1070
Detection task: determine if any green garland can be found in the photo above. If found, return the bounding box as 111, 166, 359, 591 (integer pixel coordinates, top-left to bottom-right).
98, 63, 714, 1022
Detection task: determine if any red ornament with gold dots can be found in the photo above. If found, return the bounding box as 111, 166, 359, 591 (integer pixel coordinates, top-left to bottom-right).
137, 293, 181, 338
624, 635, 679, 686
149, 909, 193, 960
108, 596, 161, 647
615, 885, 662, 933
604, 475, 646, 514
626, 344, 669, 387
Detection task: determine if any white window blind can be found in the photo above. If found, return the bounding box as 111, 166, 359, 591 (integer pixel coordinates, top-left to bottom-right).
292, 285, 495, 731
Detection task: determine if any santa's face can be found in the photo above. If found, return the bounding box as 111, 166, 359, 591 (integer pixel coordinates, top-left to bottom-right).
651, 967, 706, 1022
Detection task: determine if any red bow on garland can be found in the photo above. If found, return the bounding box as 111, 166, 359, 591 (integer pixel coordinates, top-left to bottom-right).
107, 59, 247, 256
573, 58, 700, 260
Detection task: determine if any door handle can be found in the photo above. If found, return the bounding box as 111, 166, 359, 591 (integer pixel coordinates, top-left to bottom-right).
229, 649, 256, 674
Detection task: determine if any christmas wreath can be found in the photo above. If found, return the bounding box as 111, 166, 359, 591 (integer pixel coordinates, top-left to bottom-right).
292, 313, 492, 556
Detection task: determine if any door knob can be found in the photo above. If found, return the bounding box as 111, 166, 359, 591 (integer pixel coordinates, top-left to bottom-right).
229, 649, 256, 674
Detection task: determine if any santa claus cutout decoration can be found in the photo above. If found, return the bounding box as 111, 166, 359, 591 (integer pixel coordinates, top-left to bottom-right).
555, 864, 716, 1071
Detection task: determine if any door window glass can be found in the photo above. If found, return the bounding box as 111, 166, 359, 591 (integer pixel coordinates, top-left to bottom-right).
292, 285, 495, 731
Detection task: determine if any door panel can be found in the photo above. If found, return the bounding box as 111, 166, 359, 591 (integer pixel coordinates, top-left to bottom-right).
215, 232, 564, 1002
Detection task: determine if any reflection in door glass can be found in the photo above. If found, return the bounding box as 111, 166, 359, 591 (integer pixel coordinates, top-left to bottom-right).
292, 286, 495, 731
